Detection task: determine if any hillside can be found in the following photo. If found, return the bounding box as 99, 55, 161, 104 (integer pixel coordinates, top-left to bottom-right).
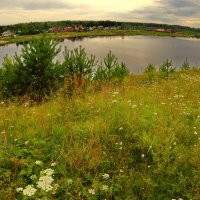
0, 70, 200, 199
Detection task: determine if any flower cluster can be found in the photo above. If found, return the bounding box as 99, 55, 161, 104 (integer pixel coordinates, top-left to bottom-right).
16, 161, 57, 197
16, 185, 37, 197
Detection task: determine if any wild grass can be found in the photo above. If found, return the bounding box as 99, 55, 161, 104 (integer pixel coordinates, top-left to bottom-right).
0, 70, 200, 199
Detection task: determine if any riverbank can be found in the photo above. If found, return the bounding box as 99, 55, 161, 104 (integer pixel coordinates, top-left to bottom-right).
0, 29, 199, 45
0, 70, 200, 199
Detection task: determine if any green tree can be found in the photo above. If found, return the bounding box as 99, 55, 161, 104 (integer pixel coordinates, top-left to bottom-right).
62, 46, 97, 96
181, 58, 190, 70
159, 59, 175, 79
0, 36, 64, 101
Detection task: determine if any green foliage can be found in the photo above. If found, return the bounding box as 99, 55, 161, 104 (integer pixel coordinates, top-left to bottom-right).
181, 58, 190, 70
0, 37, 64, 101
94, 51, 129, 83
0, 70, 199, 199
159, 59, 176, 79
0, 57, 17, 98
144, 64, 156, 83
62, 46, 97, 96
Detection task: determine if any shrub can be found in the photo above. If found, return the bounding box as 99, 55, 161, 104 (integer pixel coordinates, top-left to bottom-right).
144, 64, 156, 83
94, 51, 129, 83
62, 46, 97, 96
0, 57, 17, 98
0, 37, 64, 101
181, 58, 190, 70
159, 59, 175, 79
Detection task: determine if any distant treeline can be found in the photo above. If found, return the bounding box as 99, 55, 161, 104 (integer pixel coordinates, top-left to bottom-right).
0, 20, 200, 35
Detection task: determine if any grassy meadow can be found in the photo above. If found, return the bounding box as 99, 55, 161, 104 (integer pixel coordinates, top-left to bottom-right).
0, 70, 200, 199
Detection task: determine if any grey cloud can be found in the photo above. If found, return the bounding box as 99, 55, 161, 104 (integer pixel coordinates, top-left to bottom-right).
115, 0, 200, 26
0, 0, 76, 10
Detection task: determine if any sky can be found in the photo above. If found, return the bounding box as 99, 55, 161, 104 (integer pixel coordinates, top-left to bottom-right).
0, 0, 200, 27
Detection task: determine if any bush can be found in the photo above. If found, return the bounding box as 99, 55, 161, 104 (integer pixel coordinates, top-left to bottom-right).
0, 57, 17, 98
62, 46, 97, 96
94, 51, 129, 83
159, 59, 175, 79
144, 64, 156, 83
0, 37, 64, 101
181, 58, 190, 70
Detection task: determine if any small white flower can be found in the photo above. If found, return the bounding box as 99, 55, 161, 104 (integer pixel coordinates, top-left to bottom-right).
14, 139, 18, 142
35, 160, 43, 165
112, 100, 117, 103
30, 175, 37, 180
1, 130, 6, 134
67, 179, 73, 185
194, 132, 198, 135
88, 188, 95, 195
113, 92, 119, 95
148, 165, 151, 168
41, 168, 54, 176
1, 102, 5, 104
25, 141, 29, 145
51, 162, 57, 167
119, 147, 123, 150
178, 198, 183, 200
23, 185, 37, 197
141, 154, 145, 158
119, 127, 123, 131
37, 175, 54, 192
120, 169, 124, 173
102, 173, 110, 179
16, 187, 23, 193
102, 185, 109, 191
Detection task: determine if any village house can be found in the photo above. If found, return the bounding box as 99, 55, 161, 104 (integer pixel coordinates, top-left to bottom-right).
155, 28, 176, 34
166, 29, 176, 34
156, 28, 165, 32
75, 25, 84, 32
48, 27, 63, 33
48, 25, 84, 33
64, 27, 74, 32
2, 31, 14, 37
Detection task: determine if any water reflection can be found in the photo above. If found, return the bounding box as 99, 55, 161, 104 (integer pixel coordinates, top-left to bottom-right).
0, 36, 200, 73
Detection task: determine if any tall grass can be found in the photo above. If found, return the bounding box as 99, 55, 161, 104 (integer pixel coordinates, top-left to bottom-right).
0, 69, 199, 199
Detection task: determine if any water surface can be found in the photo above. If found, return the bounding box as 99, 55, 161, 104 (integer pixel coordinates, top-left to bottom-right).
0, 36, 200, 73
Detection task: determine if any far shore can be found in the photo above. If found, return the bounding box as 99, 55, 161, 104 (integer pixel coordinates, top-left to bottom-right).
0, 30, 200, 45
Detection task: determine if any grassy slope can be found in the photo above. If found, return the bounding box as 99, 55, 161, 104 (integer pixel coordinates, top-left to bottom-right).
0, 30, 199, 45
0, 70, 200, 199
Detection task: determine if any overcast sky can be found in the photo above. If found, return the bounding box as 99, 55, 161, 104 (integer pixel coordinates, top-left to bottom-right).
0, 0, 200, 27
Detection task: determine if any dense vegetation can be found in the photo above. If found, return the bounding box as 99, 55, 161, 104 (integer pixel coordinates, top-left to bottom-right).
1, 20, 200, 36
0, 37, 199, 199
0, 70, 199, 199
0, 37, 129, 101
